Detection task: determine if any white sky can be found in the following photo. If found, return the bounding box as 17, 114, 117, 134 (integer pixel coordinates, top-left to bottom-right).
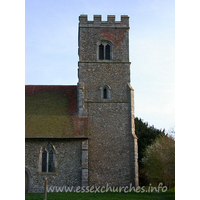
25, 0, 175, 132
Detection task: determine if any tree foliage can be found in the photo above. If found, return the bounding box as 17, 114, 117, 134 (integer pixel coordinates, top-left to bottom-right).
135, 117, 165, 162
135, 117, 165, 185
142, 135, 175, 188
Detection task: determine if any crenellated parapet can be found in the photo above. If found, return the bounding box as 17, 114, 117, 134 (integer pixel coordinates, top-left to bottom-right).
79, 15, 129, 28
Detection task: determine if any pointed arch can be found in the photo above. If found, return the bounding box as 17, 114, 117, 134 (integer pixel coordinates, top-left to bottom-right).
97, 40, 113, 60
99, 44, 104, 60
100, 85, 111, 100
39, 143, 56, 173
105, 44, 110, 60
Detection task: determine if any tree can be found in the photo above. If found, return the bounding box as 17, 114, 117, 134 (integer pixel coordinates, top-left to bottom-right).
142, 134, 175, 188
135, 117, 165, 185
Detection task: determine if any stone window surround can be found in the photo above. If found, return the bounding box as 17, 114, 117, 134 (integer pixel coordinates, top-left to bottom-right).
100, 85, 111, 100
97, 40, 113, 61
38, 143, 57, 175
36, 140, 88, 186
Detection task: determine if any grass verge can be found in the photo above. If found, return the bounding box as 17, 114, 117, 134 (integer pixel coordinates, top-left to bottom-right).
25, 189, 175, 200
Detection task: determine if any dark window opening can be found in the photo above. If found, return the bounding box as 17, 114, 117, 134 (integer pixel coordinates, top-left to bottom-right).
48, 150, 54, 172
99, 42, 112, 60
42, 150, 47, 172
105, 44, 110, 60
99, 44, 104, 60
103, 88, 107, 99
41, 144, 55, 173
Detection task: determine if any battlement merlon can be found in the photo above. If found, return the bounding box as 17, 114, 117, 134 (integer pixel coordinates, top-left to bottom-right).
79, 15, 129, 28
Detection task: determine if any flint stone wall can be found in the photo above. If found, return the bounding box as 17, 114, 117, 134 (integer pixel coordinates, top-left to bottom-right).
25, 139, 84, 193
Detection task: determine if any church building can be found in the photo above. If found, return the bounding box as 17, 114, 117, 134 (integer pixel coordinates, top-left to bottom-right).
25, 14, 139, 193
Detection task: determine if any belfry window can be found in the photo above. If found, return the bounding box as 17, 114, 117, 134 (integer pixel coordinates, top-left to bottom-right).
99, 44, 104, 60
41, 143, 55, 173
105, 44, 110, 60
98, 41, 112, 60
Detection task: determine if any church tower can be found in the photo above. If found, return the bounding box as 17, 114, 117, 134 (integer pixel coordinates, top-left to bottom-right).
78, 15, 138, 187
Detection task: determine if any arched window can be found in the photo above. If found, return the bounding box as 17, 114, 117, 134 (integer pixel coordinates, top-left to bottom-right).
100, 85, 111, 100
98, 41, 112, 60
103, 87, 108, 99
41, 143, 55, 173
105, 44, 110, 60
99, 44, 104, 60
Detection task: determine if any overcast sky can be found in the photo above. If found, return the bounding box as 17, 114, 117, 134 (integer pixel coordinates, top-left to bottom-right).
25, 0, 175, 132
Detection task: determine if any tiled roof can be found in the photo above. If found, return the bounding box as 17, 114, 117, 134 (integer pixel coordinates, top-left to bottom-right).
25, 85, 88, 138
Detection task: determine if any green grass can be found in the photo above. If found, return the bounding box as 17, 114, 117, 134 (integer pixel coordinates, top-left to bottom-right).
25, 190, 175, 200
